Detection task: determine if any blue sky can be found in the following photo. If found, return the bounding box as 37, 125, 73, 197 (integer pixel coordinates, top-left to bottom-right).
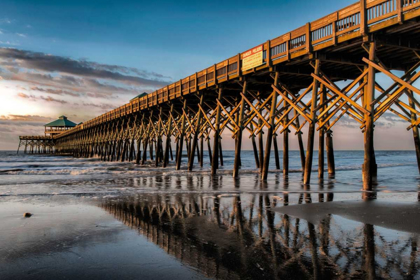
0, 0, 417, 150
0, 0, 355, 78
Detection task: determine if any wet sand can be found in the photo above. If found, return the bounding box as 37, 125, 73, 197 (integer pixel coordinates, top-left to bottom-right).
1, 191, 420, 280
0, 197, 208, 280
274, 200, 420, 234
1, 150, 420, 279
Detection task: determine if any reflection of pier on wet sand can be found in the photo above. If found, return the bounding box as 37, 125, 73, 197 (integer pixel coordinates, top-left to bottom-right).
100, 192, 420, 279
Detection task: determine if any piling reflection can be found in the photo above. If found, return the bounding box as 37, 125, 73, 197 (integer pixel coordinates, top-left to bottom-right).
100, 188, 419, 279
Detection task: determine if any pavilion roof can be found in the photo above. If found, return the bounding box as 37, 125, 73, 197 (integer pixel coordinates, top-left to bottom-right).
44, 116, 77, 127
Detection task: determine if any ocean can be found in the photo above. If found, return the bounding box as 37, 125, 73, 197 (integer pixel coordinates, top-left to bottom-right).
0, 150, 419, 279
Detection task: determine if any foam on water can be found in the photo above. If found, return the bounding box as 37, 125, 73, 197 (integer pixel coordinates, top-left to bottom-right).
0, 150, 419, 198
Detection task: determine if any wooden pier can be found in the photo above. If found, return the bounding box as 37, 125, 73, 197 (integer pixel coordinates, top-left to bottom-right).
17, 136, 55, 154
19, 0, 420, 190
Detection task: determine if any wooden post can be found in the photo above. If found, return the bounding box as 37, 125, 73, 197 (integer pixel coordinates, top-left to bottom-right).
163, 105, 173, 168
176, 99, 187, 170
136, 139, 141, 164
200, 135, 204, 167
121, 140, 128, 162
318, 85, 325, 179
363, 42, 376, 194
17, 140, 21, 154
363, 41, 376, 195
262, 72, 279, 180
207, 136, 212, 164
408, 90, 420, 173
258, 120, 264, 171
283, 96, 290, 175
175, 137, 179, 165
273, 134, 280, 169
304, 59, 320, 185
188, 94, 204, 171
360, 0, 367, 35
233, 81, 247, 178
397, 0, 402, 24
196, 143, 200, 165
169, 141, 173, 161
326, 129, 335, 176
116, 140, 122, 161
186, 137, 191, 160
155, 110, 162, 167
149, 139, 154, 161
212, 88, 223, 175
141, 139, 148, 164
250, 123, 260, 169
219, 137, 224, 166
129, 137, 135, 162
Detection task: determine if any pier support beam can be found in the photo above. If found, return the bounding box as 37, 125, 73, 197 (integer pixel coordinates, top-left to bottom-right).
262, 72, 279, 180
304, 59, 320, 185
273, 134, 280, 170
212, 88, 223, 175
363, 41, 376, 194
408, 90, 420, 173
258, 121, 264, 172
163, 105, 173, 168
326, 129, 335, 176
233, 82, 247, 178
250, 123, 259, 169
176, 99, 187, 170
188, 94, 203, 171
318, 85, 325, 179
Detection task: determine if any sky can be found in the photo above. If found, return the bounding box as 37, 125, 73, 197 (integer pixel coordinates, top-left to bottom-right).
0, 0, 417, 150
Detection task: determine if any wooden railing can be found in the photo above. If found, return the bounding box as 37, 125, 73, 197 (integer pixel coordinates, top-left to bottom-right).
56, 0, 420, 139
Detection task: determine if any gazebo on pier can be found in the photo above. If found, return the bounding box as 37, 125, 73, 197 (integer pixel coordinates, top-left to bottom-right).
44, 115, 77, 136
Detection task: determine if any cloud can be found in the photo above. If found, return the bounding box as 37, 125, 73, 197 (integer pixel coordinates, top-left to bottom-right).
16, 92, 67, 104
81, 102, 115, 110
30, 86, 80, 97
0, 41, 19, 46
0, 48, 171, 87
16, 33, 26, 38
0, 114, 53, 123
40, 96, 67, 104
336, 115, 360, 129
17, 92, 35, 99
0, 18, 12, 24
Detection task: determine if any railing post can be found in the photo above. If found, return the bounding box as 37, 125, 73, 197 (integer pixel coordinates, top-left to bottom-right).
397, 0, 403, 24
332, 13, 338, 45
306, 22, 312, 54
360, 0, 367, 35
266, 40, 272, 68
